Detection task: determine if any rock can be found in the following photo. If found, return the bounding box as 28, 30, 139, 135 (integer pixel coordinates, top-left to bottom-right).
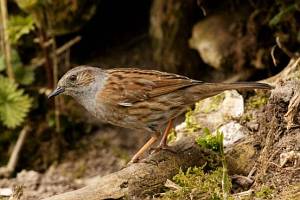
0, 187, 12, 197
16, 170, 41, 190
188, 90, 244, 131
189, 14, 237, 70
226, 143, 256, 175
216, 121, 248, 147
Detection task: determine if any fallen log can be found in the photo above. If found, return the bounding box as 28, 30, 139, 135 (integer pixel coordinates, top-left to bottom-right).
42, 136, 221, 200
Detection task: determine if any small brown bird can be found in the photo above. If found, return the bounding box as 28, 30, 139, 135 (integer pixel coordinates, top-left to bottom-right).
48, 66, 273, 163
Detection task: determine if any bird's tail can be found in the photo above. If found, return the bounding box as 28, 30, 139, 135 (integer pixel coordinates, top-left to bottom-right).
186, 82, 273, 102
204, 82, 274, 91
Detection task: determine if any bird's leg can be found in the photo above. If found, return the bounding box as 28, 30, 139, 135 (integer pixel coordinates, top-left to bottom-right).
128, 133, 159, 164
159, 119, 174, 148
150, 119, 175, 154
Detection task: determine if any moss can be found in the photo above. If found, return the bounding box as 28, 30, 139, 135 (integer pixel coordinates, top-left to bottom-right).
185, 108, 201, 133
161, 129, 233, 199
195, 93, 225, 114
240, 113, 254, 123
255, 185, 274, 199
167, 129, 177, 143
245, 94, 269, 110
225, 143, 256, 175
184, 93, 226, 133
161, 167, 233, 200
195, 128, 223, 152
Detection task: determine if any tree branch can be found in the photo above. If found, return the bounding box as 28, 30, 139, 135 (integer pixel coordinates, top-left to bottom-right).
43, 136, 221, 200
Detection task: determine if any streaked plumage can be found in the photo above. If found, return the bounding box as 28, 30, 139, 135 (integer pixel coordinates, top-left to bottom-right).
49, 66, 273, 162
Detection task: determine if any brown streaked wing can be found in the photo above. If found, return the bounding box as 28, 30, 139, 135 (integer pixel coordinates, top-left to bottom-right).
99, 68, 202, 105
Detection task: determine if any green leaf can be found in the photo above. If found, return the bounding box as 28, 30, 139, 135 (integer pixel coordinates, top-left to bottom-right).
14, 65, 35, 85
269, 4, 297, 27
0, 50, 35, 85
195, 129, 223, 152
0, 76, 32, 128
8, 15, 35, 44
15, 0, 40, 11
0, 49, 22, 72
0, 54, 5, 72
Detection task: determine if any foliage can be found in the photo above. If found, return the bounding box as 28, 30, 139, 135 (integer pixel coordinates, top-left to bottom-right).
195, 93, 225, 114
245, 93, 269, 110
8, 15, 35, 45
185, 108, 201, 133
255, 185, 274, 199
196, 128, 223, 152
167, 129, 177, 143
0, 76, 32, 128
269, 0, 300, 27
16, 0, 98, 35
162, 167, 233, 200
15, 0, 40, 11
0, 50, 35, 85
195, 129, 231, 199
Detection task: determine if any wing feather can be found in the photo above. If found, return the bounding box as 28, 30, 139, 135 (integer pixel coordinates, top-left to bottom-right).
98, 68, 201, 106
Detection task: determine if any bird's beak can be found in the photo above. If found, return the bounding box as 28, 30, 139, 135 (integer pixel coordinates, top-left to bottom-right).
48, 87, 65, 99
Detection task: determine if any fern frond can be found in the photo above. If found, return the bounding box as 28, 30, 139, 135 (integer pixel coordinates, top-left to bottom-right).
0, 76, 32, 128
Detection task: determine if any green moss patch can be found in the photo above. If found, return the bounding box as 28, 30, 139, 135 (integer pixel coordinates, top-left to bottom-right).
185, 108, 201, 133
255, 185, 274, 199
245, 93, 269, 110
161, 167, 233, 200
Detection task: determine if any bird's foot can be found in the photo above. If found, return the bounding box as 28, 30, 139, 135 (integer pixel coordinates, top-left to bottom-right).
127, 154, 143, 165
149, 145, 176, 154
127, 157, 141, 166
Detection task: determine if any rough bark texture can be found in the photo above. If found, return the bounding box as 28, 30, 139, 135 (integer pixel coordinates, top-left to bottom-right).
42, 136, 221, 200
149, 0, 200, 77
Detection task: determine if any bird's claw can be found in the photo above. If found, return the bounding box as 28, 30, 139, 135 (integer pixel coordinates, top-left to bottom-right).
149, 145, 176, 154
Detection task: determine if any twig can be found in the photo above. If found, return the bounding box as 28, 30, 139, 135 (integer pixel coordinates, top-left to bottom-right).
0, 125, 31, 177
219, 133, 228, 200
247, 165, 256, 178
30, 36, 81, 69
264, 57, 300, 84
8, 185, 23, 200
271, 45, 278, 66
0, 0, 14, 80
276, 36, 295, 58
47, 10, 61, 133
233, 189, 254, 198
37, 26, 53, 87
285, 90, 300, 130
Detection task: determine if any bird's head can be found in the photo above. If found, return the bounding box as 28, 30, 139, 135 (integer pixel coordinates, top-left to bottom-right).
48, 66, 106, 100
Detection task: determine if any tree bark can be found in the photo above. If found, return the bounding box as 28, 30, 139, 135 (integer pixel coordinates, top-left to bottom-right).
42, 136, 221, 200
149, 0, 200, 77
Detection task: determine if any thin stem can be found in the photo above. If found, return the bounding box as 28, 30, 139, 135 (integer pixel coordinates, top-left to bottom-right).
219, 132, 228, 200
7, 125, 30, 172
0, 5, 4, 54
46, 9, 60, 133
36, 7, 53, 88
0, 0, 14, 80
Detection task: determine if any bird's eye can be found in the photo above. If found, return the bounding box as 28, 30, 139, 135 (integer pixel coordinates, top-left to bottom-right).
69, 75, 77, 82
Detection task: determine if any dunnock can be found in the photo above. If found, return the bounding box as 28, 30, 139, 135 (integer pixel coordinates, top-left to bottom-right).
48, 66, 273, 163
